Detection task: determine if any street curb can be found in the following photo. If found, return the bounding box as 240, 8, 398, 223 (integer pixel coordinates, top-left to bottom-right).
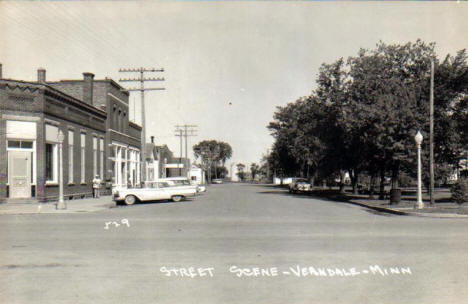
0, 203, 115, 215
289, 189, 468, 219
349, 200, 468, 219
347, 200, 408, 216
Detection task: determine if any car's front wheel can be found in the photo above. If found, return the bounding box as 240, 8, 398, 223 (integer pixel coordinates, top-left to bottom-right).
171, 195, 183, 202
124, 195, 137, 205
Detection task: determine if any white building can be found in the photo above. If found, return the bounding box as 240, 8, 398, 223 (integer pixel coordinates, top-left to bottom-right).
189, 165, 206, 185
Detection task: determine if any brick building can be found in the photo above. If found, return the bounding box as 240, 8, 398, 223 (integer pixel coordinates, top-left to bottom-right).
0, 65, 141, 202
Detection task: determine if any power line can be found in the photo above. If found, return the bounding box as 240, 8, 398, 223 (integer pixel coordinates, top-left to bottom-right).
119, 67, 165, 182
175, 124, 198, 176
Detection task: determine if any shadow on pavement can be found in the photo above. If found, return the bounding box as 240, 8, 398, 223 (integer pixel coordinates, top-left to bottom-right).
115, 198, 195, 207
256, 185, 352, 204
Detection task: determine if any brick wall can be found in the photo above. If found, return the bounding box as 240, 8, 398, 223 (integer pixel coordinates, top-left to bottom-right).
41, 119, 106, 201
48, 81, 83, 102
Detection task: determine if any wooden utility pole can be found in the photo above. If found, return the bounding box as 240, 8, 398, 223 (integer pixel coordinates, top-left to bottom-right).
119, 67, 165, 182
175, 124, 197, 176
175, 129, 183, 176
429, 60, 435, 206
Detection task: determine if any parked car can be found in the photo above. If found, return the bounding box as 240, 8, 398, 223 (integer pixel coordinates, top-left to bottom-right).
212, 179, 223, 184
197, 184, 207, 192
113, 181, 197, 205
289, 178, 311, 193
156, 177, 206, 193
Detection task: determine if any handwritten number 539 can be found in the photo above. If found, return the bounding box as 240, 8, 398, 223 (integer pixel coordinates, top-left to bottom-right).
104, 219, 130, 230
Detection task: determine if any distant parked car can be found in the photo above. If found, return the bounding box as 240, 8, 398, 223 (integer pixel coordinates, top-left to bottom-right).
114, 181, 197, 205
289, 178, 311, 193
212, 179, 223, 184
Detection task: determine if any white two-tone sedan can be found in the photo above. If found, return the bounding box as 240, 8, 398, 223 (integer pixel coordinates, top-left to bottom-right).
113, 181, 197, 205
156, 177, 207, 193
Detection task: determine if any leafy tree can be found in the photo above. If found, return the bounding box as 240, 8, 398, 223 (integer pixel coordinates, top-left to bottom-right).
193, 140, 233, 182
211, 166, 228, 179
217, 142, 233, 167
236, 163, 246, 181
267, 40, 468, 201
250, 163, 260, 181
451, 179, 468, 205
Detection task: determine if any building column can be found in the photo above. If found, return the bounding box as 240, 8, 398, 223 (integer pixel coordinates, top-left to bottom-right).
0, 118, 6, 202
155, 159, 159, 180
36, 117, 46, 201
116, 146, 121, 186
136, 151, 140, 185
124, 147, 128, 187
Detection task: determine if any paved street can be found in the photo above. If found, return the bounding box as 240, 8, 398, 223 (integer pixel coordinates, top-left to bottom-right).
1, 183, 467, 304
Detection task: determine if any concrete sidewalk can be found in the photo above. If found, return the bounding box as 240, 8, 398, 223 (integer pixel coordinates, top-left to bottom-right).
348, 199, 468, 219
0, 196, 116, 215
271, 186, 468, 219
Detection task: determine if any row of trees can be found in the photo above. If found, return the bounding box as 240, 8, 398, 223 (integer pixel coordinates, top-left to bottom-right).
234, 163, 265, 181
267, 40, 468, 196
193, 140, 232, 182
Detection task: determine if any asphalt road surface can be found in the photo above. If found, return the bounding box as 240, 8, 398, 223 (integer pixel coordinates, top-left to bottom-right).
1, 183, 467, 304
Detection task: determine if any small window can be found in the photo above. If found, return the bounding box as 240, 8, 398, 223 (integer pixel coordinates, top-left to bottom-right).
7, 141, 20, 148
21, 141, 33, 149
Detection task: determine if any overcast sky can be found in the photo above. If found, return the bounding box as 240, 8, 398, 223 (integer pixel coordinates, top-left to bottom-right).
1, 1, 467, 166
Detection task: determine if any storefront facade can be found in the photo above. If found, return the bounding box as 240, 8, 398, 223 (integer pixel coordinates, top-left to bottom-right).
0, 67, 142, 202
48, 71, 142, 191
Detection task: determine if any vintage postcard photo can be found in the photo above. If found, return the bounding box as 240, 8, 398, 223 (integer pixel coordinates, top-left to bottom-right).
0, 1, 467, 303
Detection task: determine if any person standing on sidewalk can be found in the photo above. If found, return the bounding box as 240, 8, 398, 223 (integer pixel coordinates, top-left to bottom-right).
92, 175, 102, 198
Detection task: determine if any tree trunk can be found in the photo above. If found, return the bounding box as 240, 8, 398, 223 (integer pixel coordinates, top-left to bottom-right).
369, 173, 376, 199
339, 171, 346, 193
350, 169, 359, 194
379, 167, 385, 200
207, 167, 211, 184
310, 170, 317, 189
391, 162, 399, 189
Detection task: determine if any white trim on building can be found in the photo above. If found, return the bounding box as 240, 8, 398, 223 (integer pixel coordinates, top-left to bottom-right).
110, 141, 140, 188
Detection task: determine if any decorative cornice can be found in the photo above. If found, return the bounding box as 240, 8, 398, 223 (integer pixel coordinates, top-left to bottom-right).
109, 128, 140, 142
4, 82, 41, 93
2, 114, 41, 122
44, 86, 107, 119
108, 92, 128, 107
129, 121, 142, 130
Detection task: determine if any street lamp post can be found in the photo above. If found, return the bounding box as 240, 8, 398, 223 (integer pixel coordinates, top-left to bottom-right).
414, 131, 424, 209
56, 130, 66, 210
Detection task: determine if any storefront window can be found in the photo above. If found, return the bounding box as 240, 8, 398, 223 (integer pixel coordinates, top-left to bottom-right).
45, 143, 57, 182
7, 140, 33, 149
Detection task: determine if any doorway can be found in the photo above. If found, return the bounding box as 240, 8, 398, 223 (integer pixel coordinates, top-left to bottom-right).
8, 151, 31, 198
